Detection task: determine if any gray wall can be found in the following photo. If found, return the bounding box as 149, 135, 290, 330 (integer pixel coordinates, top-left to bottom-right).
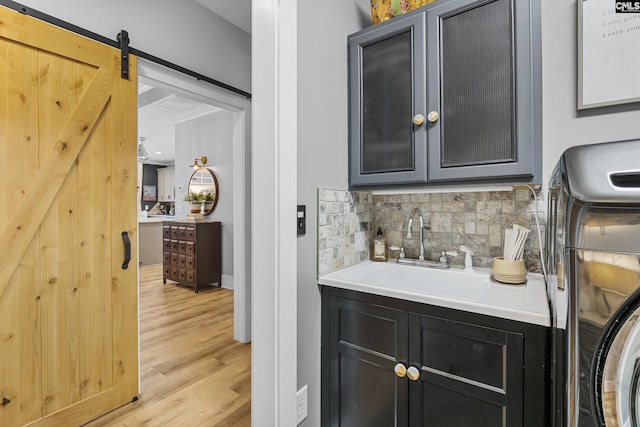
296, 0, 640, 426
540, 0, 640, 184
297, 2, 370, 425
16, 0, 251, 93
175, 111, 235, 283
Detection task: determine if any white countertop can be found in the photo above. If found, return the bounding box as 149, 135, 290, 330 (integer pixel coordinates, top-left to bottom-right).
318, 261, 551, 327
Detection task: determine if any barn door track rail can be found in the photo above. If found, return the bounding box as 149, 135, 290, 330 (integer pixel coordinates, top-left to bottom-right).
0, 0, 252, 99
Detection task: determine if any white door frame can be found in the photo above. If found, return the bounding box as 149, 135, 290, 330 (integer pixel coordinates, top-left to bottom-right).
137, 58, 252, 343
252, 0, 298, 425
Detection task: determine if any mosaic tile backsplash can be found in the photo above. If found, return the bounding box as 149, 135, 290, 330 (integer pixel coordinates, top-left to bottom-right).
318, 188, 546, 275
373, 189, 545, 273
317, 189, 373, 275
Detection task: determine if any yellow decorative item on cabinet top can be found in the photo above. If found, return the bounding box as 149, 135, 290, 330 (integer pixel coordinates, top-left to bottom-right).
370, 0, 437, 24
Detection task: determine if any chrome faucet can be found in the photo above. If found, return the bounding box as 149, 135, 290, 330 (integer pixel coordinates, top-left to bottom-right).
407, 208, 425, 261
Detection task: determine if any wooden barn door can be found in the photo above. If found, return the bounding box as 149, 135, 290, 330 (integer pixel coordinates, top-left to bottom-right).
0, 6, 138, 427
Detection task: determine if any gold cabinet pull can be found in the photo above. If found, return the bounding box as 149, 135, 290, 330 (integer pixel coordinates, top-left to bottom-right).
394, 363, 407, 378
407, 366, 420, 381
413, 114, 425, 126
427, 111, 439, 123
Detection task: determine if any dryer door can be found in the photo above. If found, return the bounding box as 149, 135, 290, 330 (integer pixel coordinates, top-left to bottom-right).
575, 250, 640, 425
593, 290, 640, 426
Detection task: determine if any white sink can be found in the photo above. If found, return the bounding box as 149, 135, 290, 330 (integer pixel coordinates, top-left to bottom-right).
318, 261, 550, 326
334, 261, 490, 301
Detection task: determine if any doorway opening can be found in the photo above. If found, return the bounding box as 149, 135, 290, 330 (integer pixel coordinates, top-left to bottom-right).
137, 58, 251, 343
84, 58, 253, 426
128, 58, 252, 422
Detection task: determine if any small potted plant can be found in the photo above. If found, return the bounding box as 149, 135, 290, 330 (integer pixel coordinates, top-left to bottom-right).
201, 190, 216, 213
184, 191, 204, 213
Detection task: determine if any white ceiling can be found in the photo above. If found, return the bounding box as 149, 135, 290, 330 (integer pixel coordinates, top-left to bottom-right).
194, 0, 251, 34
137, 1, 250, 164
138, 83, 220, 165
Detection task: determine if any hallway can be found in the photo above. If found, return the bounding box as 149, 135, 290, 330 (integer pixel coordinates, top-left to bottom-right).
84, 265, 251, 426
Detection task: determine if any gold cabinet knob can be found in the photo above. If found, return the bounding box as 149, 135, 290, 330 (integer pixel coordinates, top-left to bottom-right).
394, 363, 407, 378
427, 111, 439, 123
407, 366, 420, 381
413, 114, 425, 126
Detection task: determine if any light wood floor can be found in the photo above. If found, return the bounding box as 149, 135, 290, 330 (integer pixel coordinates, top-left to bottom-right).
84, 265, 251, 426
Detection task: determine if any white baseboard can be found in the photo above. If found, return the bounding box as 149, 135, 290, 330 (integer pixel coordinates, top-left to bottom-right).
222, 274, 234, 290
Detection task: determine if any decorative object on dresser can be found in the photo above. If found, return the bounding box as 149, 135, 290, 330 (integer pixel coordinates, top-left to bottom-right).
184, 191, 205, 213
162, 220, 222, 293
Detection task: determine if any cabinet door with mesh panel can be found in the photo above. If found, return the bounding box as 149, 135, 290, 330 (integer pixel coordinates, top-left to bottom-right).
348, 13, 428, 187
425, 0, 541, 182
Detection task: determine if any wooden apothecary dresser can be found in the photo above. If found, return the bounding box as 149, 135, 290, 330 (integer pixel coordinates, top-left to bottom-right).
162, 220, 221, 293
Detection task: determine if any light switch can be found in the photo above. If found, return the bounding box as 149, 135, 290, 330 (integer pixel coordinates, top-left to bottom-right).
297, 205, 306, 236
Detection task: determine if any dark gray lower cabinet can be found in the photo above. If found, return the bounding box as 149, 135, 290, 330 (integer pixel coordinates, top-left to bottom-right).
324, 294, 409, 425
321, 286, 549, 427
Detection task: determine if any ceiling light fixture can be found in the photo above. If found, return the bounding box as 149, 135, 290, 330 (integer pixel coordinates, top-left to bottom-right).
138, 137, 150, 161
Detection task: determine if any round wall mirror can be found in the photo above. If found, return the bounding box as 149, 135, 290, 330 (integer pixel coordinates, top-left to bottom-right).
187, 167, 219, 215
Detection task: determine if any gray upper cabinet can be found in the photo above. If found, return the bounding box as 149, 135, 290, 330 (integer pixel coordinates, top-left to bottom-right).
348, 0, 541, 188
349, 13, 428, 186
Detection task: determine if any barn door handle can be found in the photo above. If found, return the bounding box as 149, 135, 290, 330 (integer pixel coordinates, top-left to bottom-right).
121, 231, 131, 270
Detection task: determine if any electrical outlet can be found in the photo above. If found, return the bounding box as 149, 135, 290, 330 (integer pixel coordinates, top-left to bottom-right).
296, 385, 308, 424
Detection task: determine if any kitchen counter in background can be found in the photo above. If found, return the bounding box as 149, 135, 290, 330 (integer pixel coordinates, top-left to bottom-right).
139, 218, 165, 224
139, 216, 175, 265
139, 215, 176, 224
